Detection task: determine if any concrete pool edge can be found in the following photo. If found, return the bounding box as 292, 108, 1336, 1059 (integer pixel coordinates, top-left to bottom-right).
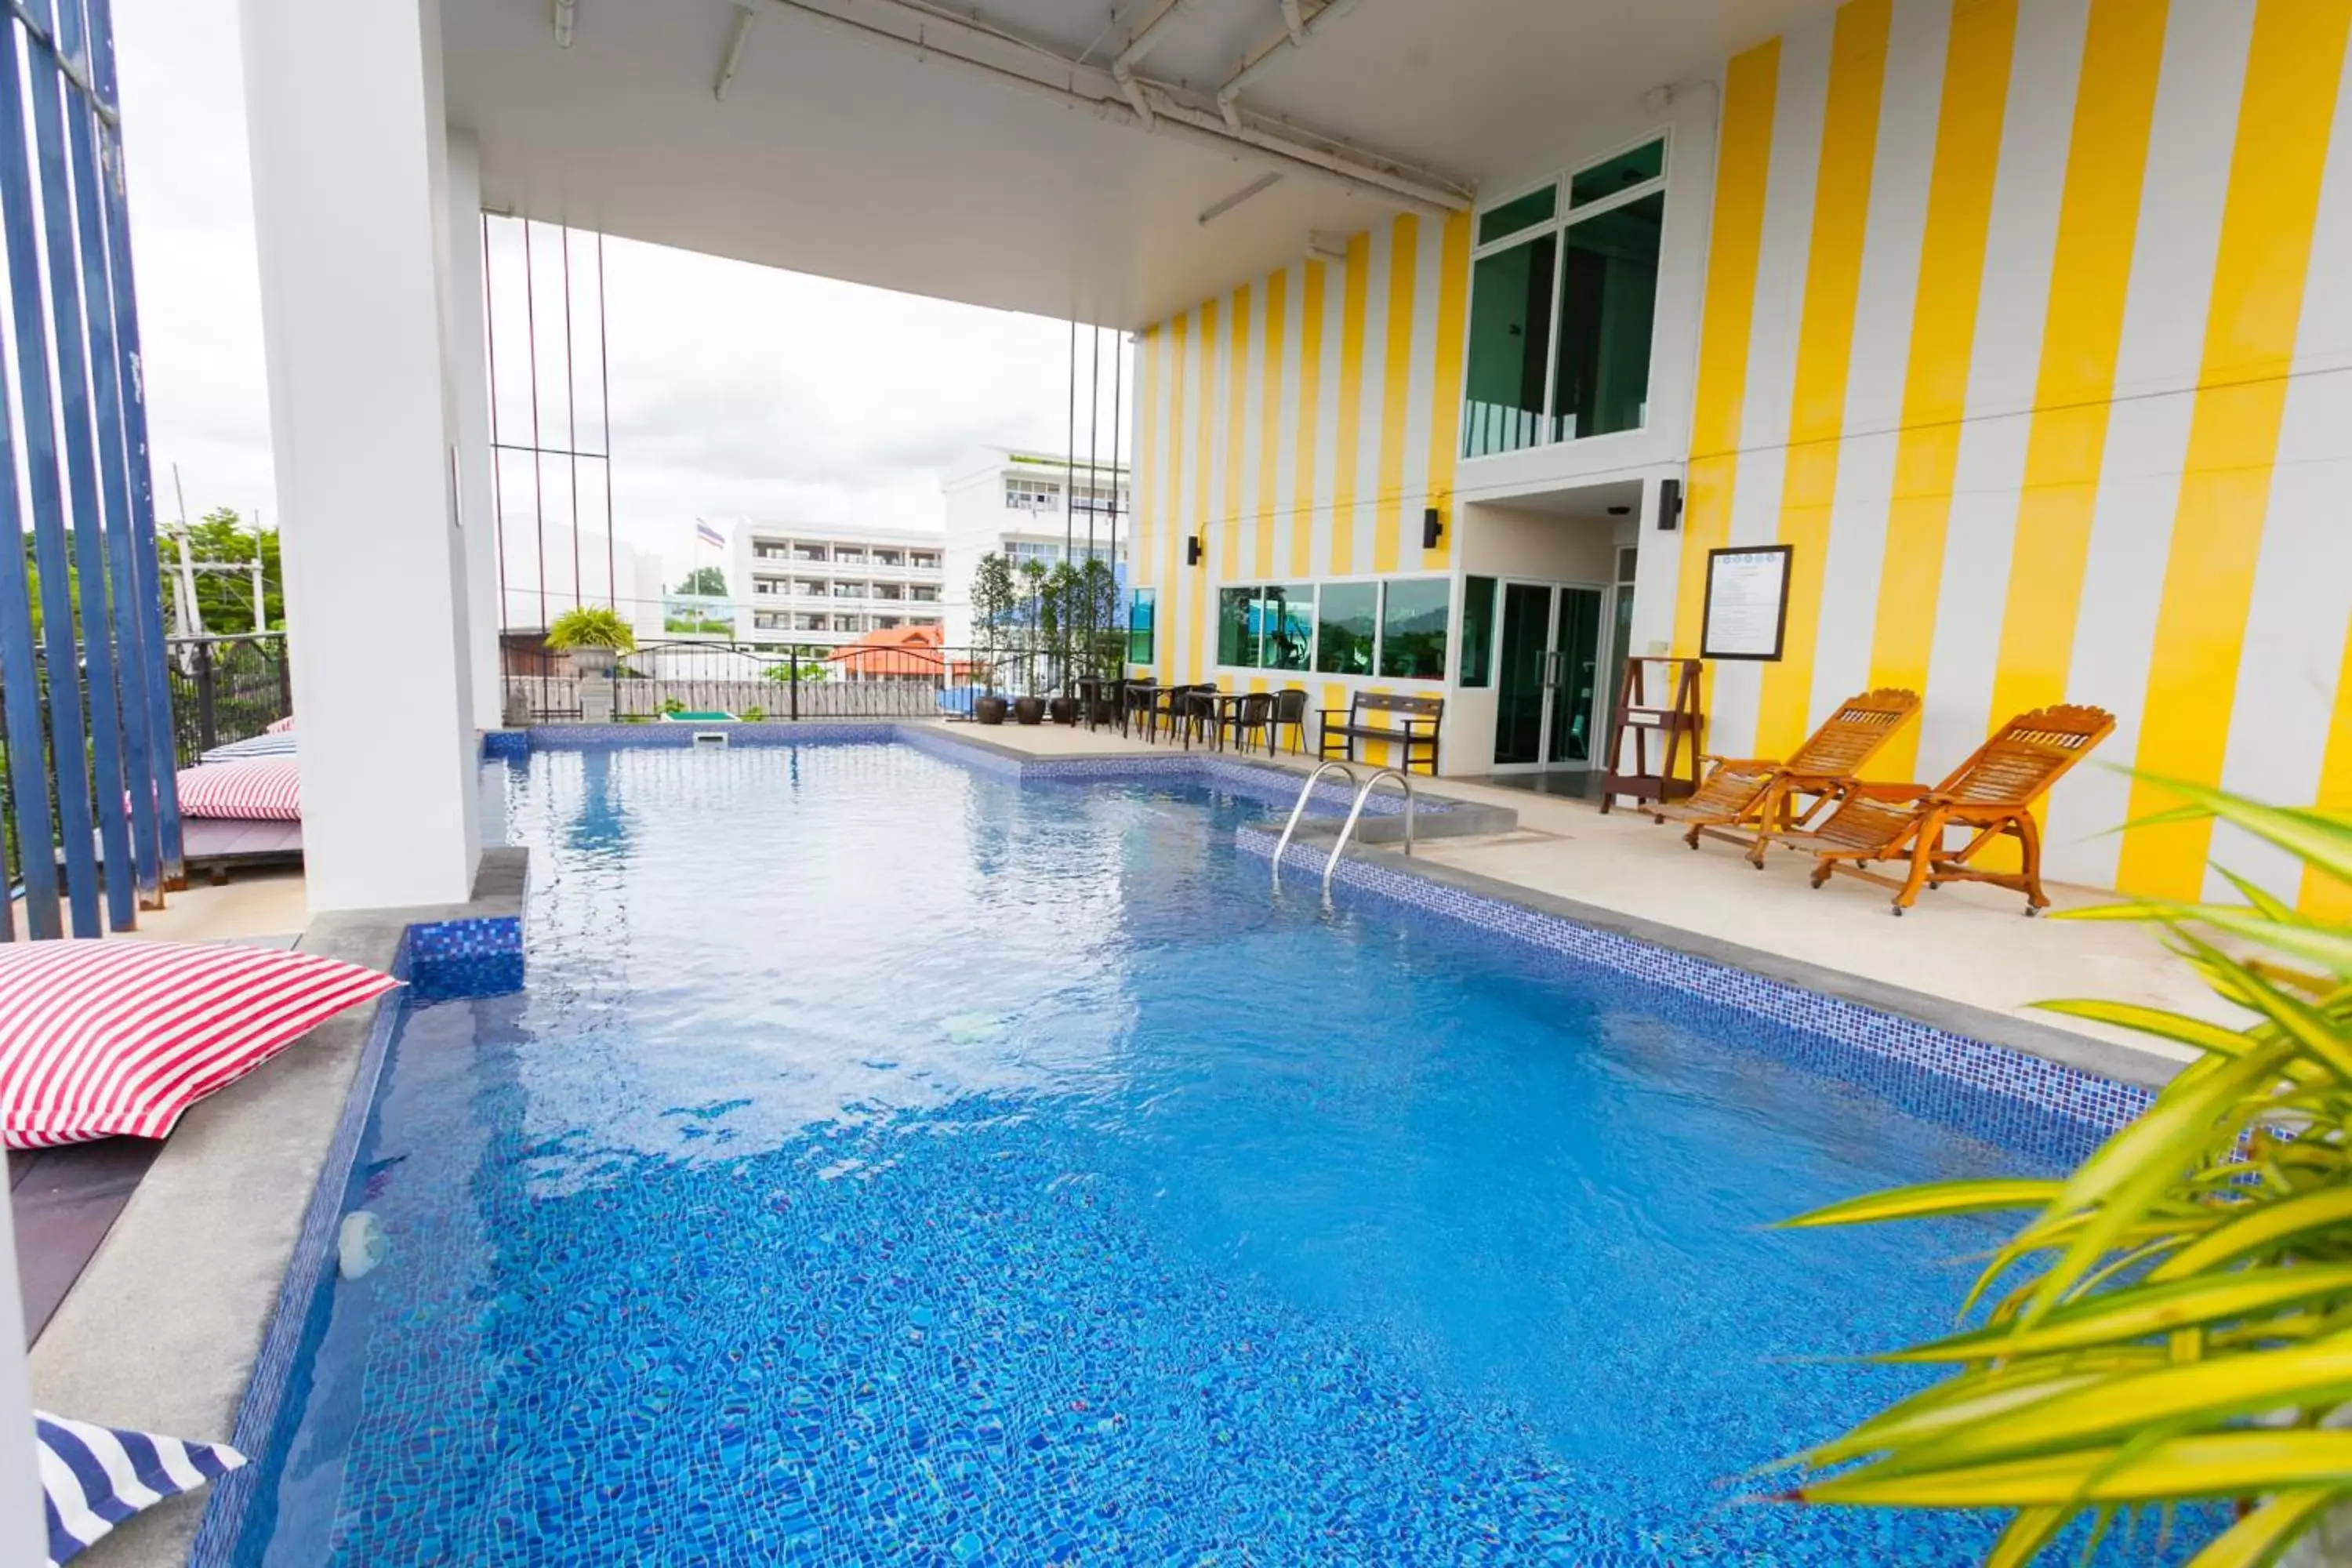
1243, 828, 2172, 1137
23, 851, 532, 1568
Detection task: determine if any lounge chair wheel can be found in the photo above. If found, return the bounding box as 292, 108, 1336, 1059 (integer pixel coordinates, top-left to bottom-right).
2025, 903, 2044, 918
1891, 904, 1906, 917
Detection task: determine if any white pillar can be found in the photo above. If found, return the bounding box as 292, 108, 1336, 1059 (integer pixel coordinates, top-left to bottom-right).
0, 1190, 44, 1568
445, 132, 503, 728
239, 0, 481, 913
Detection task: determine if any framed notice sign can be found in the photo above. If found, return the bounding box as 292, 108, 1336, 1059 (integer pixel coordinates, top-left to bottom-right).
1700, 545, 1793, 661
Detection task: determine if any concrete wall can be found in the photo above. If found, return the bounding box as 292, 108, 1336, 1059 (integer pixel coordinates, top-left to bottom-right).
1131, 0, 2352, 907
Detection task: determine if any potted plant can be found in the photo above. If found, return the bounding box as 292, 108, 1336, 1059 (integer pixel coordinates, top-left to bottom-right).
1043, 560, 1082, 724
545, 605, 635, 724
971, 553, 1015, 725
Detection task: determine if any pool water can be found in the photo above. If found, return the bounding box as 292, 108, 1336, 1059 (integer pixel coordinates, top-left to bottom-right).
230, 742, 2188, 1565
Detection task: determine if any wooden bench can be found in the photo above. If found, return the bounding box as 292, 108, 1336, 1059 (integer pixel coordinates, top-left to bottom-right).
1318, 691, 1443, 775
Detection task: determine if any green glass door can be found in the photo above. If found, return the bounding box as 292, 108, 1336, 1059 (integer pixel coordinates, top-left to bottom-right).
1492, 582, 1554, 765
1548, 587, 1604, 764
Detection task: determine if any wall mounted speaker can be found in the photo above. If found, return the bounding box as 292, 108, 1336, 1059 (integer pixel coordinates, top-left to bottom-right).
1657, 478, 1683, 532
1185, 535, 1203, 567
1422, 507, 1443, 550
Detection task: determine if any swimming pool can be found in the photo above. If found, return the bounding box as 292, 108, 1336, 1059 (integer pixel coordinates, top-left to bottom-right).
216, 738, 2194, 1564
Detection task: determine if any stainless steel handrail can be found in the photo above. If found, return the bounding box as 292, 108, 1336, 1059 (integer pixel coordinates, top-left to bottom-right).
1269, 760, 1358, 882
1323, 768, 1415, 892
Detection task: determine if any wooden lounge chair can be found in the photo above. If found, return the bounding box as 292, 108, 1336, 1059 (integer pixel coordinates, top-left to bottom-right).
1651, 688, 1920, 867
1778, 703, 2116, 915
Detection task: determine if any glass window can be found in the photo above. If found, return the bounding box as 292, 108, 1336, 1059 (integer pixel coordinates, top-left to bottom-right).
1554, 191, 1663, 441
1477, 185, 1555, 245
1459, 576, 1496, 688
1378, 579, 1450, 680
1462, 234, 1557, 458
1218, 586, 1258, 667
1261, 583, 1315, 671
1570, 138, 1664, 209
1315, 582, 1377, 675
1127, 588, 1156, 665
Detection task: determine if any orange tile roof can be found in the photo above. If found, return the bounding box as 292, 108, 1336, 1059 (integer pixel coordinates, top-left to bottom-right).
822, 623, 974, 679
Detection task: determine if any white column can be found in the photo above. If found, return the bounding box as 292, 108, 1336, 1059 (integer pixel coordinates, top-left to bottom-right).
0, 1189, 43, 1568
445, 132, 503, 728
240, 0, 481, 912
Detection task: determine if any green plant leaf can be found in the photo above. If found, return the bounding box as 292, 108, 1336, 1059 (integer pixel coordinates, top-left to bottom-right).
2152, 1187, 2352, 1280
2183, 1486, 2346, 1568
2032, 1000, 2257, 1060
1984, 1504, 2069, 1568
2111, 775, 2352, 892
1791, 1430, 2352, 1508
1778, 1179, 2064, 1230
1877, 1268, 2352, 1363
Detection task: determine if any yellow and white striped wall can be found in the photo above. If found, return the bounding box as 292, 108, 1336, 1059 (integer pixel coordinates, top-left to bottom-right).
1672, 0, 2352, 913
1131, 0, 2352, 911
1125, 208, 1475, 771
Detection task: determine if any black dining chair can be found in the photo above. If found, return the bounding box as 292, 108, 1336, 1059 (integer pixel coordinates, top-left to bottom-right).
1123, 681, 1160, 741
1270, 688, 1309, 755
1175, 686, 1220, 750
1229, 691, 1276, 754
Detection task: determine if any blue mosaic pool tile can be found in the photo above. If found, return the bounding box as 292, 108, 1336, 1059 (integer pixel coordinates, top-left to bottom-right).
407, 914, 525, 1000
481, 728, 529, 760
1236, 826, 2154, 1152
190, 956, 412, 1568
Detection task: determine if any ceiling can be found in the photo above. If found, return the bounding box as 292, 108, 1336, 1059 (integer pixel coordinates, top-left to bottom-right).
445, 0, 1835, 328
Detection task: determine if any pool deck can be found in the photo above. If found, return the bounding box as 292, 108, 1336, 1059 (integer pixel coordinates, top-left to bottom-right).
916, 718, 2227, 1080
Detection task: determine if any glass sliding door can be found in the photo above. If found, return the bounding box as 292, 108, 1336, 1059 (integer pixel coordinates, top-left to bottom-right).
1493, 582, 1553, 766
1490, 580, 1608, 771
1548, 587, 1603, 764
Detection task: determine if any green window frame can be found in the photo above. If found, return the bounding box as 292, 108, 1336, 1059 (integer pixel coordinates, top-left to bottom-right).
1313, 582, 1377, 677
1127, 587, 1156, 665
1461, 134, 1668, 459
1377, 579, 1450, 680
1217, 586, 1258, 668
1458, 576, 1496, 688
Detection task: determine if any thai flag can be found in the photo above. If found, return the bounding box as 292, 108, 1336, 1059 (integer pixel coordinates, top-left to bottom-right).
695, 520, 727, 550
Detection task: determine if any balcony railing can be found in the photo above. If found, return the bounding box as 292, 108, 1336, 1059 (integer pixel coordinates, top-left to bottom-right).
166, 633, 293, 766
500, 634, 1124, 723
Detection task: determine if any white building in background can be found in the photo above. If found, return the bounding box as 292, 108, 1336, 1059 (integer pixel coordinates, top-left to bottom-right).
941, 448, 1131, 644
728, 521, 946, 646
498, 520, 668, 642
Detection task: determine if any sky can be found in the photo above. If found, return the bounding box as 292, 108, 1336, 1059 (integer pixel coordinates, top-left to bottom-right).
113, 0, 1126, 586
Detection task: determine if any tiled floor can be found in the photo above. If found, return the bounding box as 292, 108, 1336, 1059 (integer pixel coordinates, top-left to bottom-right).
917, 720, 2232, 1064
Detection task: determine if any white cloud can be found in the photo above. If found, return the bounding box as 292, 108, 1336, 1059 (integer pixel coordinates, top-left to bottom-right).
114, 0, 1128, 590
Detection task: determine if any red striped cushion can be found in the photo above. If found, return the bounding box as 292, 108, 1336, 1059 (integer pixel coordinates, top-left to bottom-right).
176, 757, 300, 821
0, 942, 397, 1148
264, 715, 295, 734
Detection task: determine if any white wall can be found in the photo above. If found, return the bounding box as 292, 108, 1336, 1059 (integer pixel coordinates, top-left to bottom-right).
241, 0, 480, 911
445, 132, 500, 727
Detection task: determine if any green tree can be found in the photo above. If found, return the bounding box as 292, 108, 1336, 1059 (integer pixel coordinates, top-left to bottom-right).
162, 507, 283, 636
675, 565, 728, 597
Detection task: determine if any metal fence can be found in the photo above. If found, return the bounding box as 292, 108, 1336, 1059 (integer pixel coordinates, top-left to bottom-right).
165, 633, 292, 764
0, 0, 180, 938
500, 638, 1121, 724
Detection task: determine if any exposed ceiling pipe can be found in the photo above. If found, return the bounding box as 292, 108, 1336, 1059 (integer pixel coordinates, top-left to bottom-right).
1109, 0, 1189, 128
715, 7, 755, 100
1198, 170, 1283, 226
1218, 0, 1358, 132
552, 0, 576, 49
757, 0, 1470, 214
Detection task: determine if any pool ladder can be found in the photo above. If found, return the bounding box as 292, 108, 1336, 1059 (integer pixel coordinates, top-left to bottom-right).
1270, 761, 1416, 892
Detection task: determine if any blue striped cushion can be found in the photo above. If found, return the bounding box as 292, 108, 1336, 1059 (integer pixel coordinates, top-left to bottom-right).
198, 731, 297, 764
35, 1411, 245, 1566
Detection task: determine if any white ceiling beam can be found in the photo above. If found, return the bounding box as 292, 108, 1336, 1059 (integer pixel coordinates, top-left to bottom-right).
1109, 0, 1189, 126
715, 6, 754, 100
757, 0, 1471, 214
1218, 0, 1358, 132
